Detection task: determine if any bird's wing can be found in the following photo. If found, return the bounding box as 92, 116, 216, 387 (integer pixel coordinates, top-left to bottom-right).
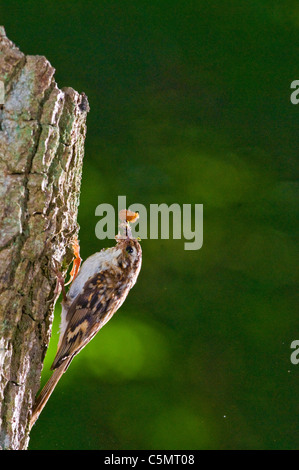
51, 270, 124, 370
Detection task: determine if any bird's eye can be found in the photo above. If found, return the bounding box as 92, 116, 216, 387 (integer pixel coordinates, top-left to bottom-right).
126, 246, 134, 254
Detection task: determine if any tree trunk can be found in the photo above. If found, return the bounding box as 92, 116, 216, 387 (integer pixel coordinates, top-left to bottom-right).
0, 26, 89, 449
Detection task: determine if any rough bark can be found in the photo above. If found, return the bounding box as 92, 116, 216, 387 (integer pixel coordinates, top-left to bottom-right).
0, 26, 89, 449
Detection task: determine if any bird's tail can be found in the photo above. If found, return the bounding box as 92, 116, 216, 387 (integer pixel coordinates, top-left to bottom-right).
29, 359, 71, 430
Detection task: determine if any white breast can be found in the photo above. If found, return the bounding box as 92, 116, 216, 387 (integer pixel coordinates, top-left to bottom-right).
67, 247, 121, 302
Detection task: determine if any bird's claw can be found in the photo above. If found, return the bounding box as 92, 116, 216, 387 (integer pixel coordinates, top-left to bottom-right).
64, 236, 82, 286
52, 259, 67, 301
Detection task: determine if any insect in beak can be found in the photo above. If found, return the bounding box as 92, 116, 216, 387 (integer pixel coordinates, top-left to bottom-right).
118, 209, 139, 241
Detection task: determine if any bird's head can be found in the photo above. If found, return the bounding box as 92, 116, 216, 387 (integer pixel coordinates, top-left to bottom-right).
113, 216, 142, 281
115, 235, 142, 278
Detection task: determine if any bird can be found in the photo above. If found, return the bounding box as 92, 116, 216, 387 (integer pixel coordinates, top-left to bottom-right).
30, 216, 142, 429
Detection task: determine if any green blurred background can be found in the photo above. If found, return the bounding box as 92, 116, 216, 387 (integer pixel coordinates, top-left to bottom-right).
2, 0, 299, 450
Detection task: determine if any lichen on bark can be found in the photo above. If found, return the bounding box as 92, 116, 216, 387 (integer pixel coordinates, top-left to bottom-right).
0, 26, 89, 449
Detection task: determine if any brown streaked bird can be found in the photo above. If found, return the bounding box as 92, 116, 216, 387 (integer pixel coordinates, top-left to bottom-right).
30, 218, 142, 429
